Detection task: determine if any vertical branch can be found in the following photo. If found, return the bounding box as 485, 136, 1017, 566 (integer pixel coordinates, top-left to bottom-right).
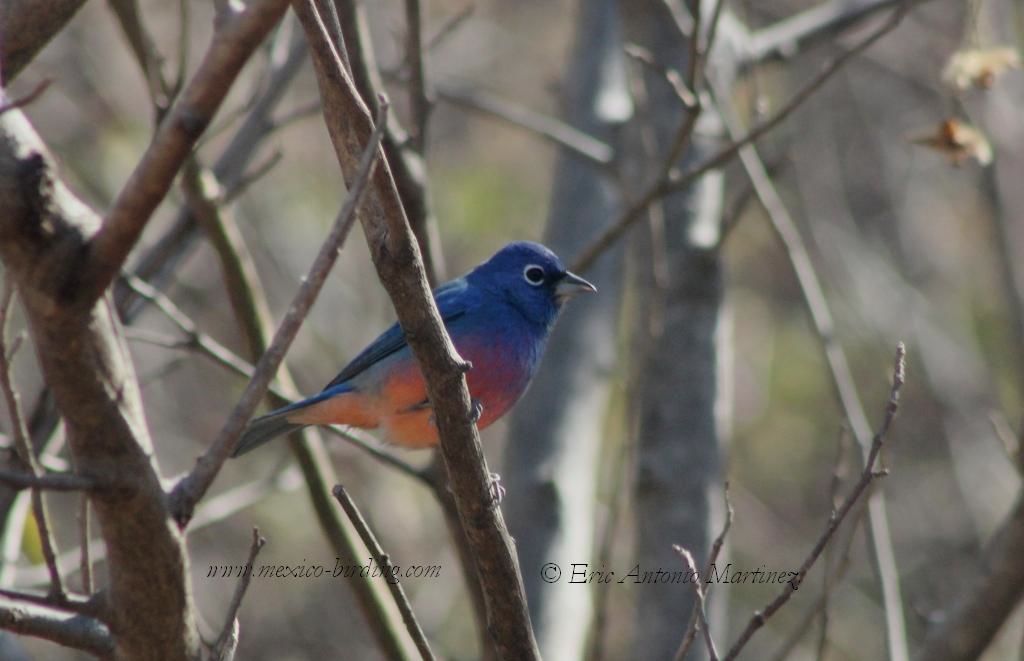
0, 284, 63, 600
503, 0, 627, 658
211, 528, 266, 660
404, 0, 432, 153
292, 1, 540, 657
0, 111, 200, 659
618, 0, 738, 655
335, 0, 446, 283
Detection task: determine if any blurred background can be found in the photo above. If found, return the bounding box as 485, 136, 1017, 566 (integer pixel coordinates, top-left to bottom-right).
2, 0, 1023, 659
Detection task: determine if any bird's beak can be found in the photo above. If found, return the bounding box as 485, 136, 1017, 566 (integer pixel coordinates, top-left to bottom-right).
555, 271, 597, 301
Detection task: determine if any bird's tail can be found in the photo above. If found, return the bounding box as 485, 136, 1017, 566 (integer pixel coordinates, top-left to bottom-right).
232, 411, 306, 457
232, 385, 356, 457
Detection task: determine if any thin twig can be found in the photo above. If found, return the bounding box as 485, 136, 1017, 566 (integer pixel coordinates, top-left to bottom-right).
571, 4, 910, 274
119, 275, 430, 487
623, 44, 696, 107
425, 3, 475, 50
404, 0, 431, 153
212, 528, 266, 660
332, 485, 436, 661
0, 79, 53, 116
722, 343, 906, 660
78, 492, 92, 594
0, 284, 65, 600
436, 83, 614, 166
169, 99, 389, 525
674, 483, 734, 661
816, 427, 851, 659
673, 545, 719, 661
711, 73, 910, 661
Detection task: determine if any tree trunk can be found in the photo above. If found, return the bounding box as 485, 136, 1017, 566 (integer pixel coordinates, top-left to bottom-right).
502, 0, 629, 658
620, 1, 738, 657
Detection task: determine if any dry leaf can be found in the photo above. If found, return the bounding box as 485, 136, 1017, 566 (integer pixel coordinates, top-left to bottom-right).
942, 47, 1021, 91
910, 119, 993, 166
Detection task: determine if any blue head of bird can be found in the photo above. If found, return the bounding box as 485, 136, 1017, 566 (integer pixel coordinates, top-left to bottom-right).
467, 241, 596, 328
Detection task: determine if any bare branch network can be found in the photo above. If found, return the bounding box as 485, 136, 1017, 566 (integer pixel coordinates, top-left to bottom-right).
0, 0, 1019, 659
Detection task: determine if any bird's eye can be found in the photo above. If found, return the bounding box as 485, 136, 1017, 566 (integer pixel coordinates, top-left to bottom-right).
523, 265, 545, 286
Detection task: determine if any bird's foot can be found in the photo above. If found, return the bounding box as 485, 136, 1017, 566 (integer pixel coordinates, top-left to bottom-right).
470, 399, 484, 424
487, 472, 505, 505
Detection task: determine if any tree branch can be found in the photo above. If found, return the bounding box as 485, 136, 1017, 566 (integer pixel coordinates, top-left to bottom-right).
435, 83, 615, 167
0, 469, 95, 493
332, 485, 436, 661
0, 109, 200, 659
722, 343, 906, 660
0, 0, 88, 82
211, 528, 266, 661
335, 0, 446, 284
0, 597, 113, 657
80, 0, 290, 305
168, 98, 387, 525
571, 2, 910, 274
114, 19, 308, 320
292, 1, 540, 656
0, 284, 64, 600
179, 115, 422, 656
403, 0, 432, 153
712, 75, 910, 661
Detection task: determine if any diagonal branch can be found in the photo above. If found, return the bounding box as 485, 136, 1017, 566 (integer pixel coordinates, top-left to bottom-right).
292, 1, 540, 657
712, 77, 910, 661
0, 0, 89, 82
168, 98, 388, 525
435, 83, 614, 167
722, 344, 907, 660
180, 124, 422, 656
80, 0, 290, 305
745, 0, 928, 64
570, 2, 910, 274
333, 485, 436, 661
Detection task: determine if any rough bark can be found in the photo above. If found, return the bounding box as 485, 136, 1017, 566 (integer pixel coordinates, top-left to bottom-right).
620, 1, 738, 657
502, 0, 628, 657
292, 2, 540, 657
0, 0, 89, 83
0, 110, 200, 659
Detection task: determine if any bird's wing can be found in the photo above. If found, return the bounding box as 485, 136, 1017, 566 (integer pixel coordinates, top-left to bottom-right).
322, 278, 476, 389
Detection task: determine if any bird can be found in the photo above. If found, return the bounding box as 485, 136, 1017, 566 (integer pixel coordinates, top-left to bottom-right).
232, 241, 596, 457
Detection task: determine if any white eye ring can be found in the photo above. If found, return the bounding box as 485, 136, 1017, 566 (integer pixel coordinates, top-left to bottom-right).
523, 264, 545, 286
